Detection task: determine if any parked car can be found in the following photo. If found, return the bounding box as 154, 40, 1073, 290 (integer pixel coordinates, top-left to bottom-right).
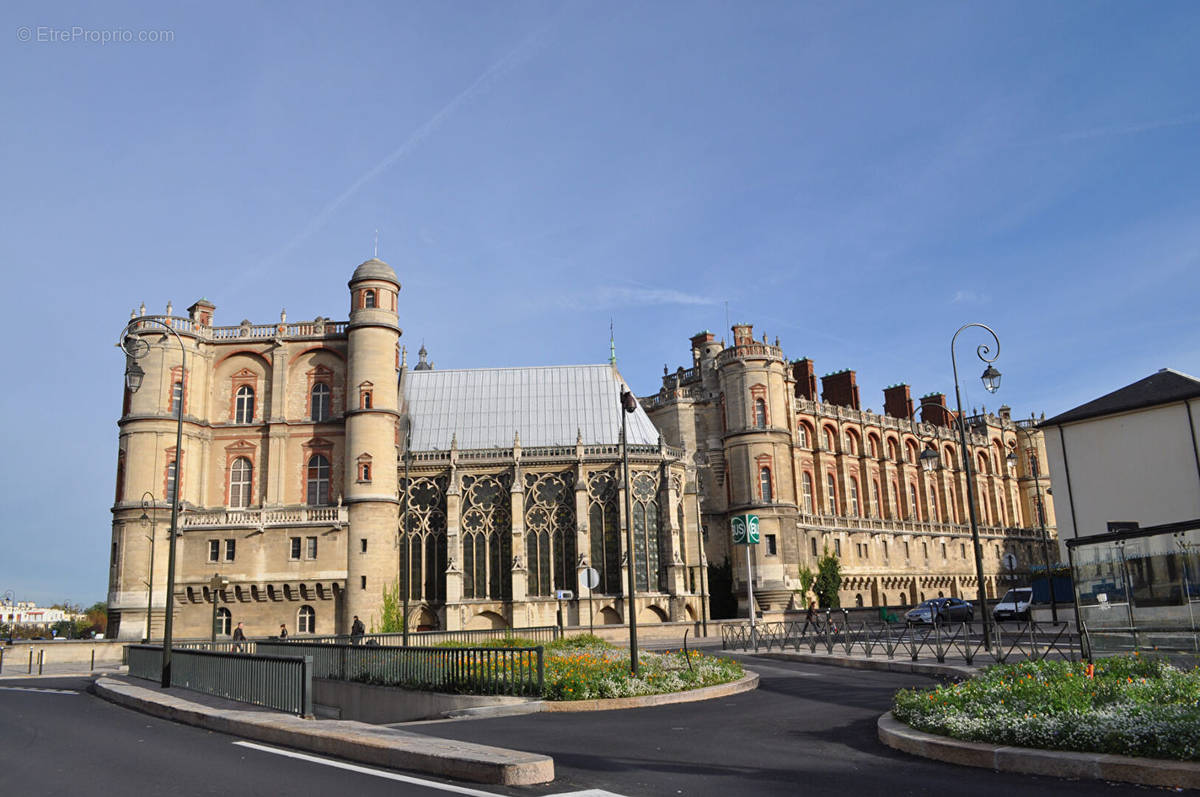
992, 587, 1033, 621
904, 597, 974, 625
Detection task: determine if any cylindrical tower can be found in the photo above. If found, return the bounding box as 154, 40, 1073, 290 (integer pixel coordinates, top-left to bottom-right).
344, 258, 402, 631
716, 324, 798, 604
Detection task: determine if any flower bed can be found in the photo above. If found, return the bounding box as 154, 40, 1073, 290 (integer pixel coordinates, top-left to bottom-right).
442, 634, 744, 701
893, 655, 1200, 761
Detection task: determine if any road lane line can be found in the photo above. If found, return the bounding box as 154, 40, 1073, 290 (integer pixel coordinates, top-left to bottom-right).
0, 686, 78, 694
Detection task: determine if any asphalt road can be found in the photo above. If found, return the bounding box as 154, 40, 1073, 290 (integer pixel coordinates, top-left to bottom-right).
415, 655, 1159, 797
0, 662, 1164, 797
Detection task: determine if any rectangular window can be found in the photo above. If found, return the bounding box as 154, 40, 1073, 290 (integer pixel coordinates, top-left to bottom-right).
360, 538, 367, 553
904, 541, 910, 559
111, 541, 119, 567
360, 575, 367, 590
883, 540, 889, 559
290, 537, 301, 560
810, 537, 817, 556
765, 534, 777, 556
225, 539, 236, 562
960, 543, 966, 558
834, 539, 842, 557
208, 539, 219, 562
941, 542, 947, 560
306, 536, 318, 559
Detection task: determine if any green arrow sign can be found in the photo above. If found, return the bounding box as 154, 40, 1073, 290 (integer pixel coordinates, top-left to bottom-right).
731, 514, 760, 545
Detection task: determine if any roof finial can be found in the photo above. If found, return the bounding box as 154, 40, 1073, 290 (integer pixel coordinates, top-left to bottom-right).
609, 319, 617, 366
373, 228, 379, 258
401, 345, 408, 368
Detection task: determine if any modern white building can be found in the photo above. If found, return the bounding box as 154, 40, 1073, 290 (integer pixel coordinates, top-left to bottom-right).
1, 601, 80, 628
1040, 368, 1200, 556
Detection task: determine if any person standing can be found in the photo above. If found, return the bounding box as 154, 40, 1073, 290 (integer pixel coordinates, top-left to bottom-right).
278, 623, 288, 639
350, 615, 365, 644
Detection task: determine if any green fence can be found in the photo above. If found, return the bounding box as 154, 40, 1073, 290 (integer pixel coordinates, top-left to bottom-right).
257, 641, 544, 697
126, 644, 312, 716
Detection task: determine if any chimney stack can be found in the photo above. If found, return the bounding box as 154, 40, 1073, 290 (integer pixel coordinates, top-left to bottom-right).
883, 384, 914, 420
821, 369, 861, 410
792, 358, 817, 400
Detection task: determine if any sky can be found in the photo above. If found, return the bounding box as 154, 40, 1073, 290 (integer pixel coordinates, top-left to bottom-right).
2, 1, 1198, 606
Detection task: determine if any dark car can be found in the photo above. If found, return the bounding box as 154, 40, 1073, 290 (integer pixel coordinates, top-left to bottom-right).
904, 597, 974, 625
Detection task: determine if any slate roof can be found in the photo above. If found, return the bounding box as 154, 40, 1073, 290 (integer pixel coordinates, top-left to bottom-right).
348, 257, 399, 285
1040, 368, 1200, 427
402, 364, 661, 450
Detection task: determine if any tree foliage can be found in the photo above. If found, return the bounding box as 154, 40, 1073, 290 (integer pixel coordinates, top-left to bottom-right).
796, 565, 815, 598
373, 580, 406, 634
813, 547, 842, 608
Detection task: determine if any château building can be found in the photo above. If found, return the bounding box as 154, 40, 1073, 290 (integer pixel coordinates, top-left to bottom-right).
107, 258, 703, 639
643, 324, 1058, 612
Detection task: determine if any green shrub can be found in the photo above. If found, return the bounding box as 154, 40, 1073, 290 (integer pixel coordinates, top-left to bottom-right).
893, 655, 1200, 761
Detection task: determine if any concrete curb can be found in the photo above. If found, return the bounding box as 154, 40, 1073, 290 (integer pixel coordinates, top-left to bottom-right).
93, 677, 554, 786
878, 711, 1200, 790
539, 670, 760, 712
733, 649, 976, 679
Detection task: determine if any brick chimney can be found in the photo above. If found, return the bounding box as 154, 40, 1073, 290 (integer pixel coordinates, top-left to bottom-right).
821, 369, 860, 409
919, 393, 955, 428
792, 358, 817, 400
883, 384, 913, 420
731, 323, 754, 347
690, 330, 714, 365
187, 298, 215, 327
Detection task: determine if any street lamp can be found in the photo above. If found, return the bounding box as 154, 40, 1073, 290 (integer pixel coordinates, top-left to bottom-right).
3, 589, 13, 645
950, 323, 1002, 651
140, 492, 158, 642
1007, 427, 1059, 622
401, 428, 412, 647
620, 388, 640, 676
120, 317, 186, 688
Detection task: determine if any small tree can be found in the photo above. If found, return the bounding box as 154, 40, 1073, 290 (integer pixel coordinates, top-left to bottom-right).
373, 580, 406, 634
796, 565, 815, 599
813, 547, 842, 608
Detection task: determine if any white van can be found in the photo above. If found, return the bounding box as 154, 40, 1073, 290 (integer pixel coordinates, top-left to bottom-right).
992, 587, 1033, 621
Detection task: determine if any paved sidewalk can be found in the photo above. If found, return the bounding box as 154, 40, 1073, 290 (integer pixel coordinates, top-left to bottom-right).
0, 660, 125, 679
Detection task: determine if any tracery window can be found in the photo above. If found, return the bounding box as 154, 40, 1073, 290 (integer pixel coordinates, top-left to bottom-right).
587, 471, 622, 594
235, 385, 254, 424
401, 476, 448, 602
298, 605, 315, 634
229, 457, 252, 508
215, 607, 231, 636
460, 474, 512, 600
630, 471, 665, 592
525, 471, 576, 597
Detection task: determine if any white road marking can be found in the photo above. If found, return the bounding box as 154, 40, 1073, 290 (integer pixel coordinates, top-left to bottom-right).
0, 686, 78, 694
235, 741, 630, 797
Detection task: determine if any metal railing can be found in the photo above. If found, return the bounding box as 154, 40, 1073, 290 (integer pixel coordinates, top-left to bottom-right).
257, 641, 544, 697
1080, 623, 1200, 666
126, 644, 312, 716
174, 639, 259, 654
722, 613, 1076, 666
278, 625, 561, 647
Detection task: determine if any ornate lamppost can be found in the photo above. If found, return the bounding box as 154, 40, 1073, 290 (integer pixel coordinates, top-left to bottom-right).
620, 388, 640, 676
120, 316, 186, 688
1008, 426, 1058, 622
401, 428, 411, 647
950, 323, 1003, 650
139, 492, 158, 642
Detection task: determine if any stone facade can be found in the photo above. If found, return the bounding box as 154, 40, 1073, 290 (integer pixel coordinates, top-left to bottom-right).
107, 258, 702, 640
642, 324, 1059, 612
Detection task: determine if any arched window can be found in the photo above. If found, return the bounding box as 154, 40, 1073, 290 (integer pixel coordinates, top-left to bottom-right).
306, 454, 330, 506
364, 289, 376, 308
826, 473, 837, 514
311, 383, 331, 422
845, 433, 857, 456
949, 485, 958, 523
215, 607, 231, 636
759, 467, 773, 502
229, 457, 252, 508
906, 442, 917, 465
928, 481, 938, 521
848, 478, 860, 516
871, 480, 881, 518
234, 385, 254, 423
823, 428, 834, 451
1029, 453, 1040, 478
798, 425, 809, 447
298, 605, 315, 634
855, 593, 864, 607
801, 472, 814, 513
754, 398, 767, 428
909, 483, 920, 520
869, 436, 879, 458
888, 438, 900, 461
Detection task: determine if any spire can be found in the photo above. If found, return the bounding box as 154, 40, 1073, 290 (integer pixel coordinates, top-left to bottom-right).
414, 343, 433, 371
401, 345, 408, 369
609, 319, 617, 366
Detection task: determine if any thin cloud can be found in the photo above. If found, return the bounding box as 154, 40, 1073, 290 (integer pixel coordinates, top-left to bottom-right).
258, 16, 562, 271
1057, 113, 1200, 143
952, 289, 987, 304
564, 285, 718, 310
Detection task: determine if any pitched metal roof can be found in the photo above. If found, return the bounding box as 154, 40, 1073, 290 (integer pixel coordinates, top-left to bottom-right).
402, 364, 661, 450
1040, 368, 1200, 427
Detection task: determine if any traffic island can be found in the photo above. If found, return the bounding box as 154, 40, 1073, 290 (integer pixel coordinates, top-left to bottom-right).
878, 711, 1200, 789
93, 676, 554, 786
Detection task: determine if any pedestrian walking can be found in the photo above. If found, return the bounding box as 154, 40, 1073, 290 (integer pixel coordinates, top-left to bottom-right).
278, 623, 287, 639
802, 600, 818, 635
232, 622, 246, 652
350, 615, 365, 644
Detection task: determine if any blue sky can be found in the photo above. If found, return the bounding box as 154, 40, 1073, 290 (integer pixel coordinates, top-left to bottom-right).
2, 1, 1198, 606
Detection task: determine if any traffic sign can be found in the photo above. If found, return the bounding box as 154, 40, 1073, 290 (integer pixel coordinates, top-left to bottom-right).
555, 590, 575, 601
581, 567, 600, 590
731, 514, 760, 545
